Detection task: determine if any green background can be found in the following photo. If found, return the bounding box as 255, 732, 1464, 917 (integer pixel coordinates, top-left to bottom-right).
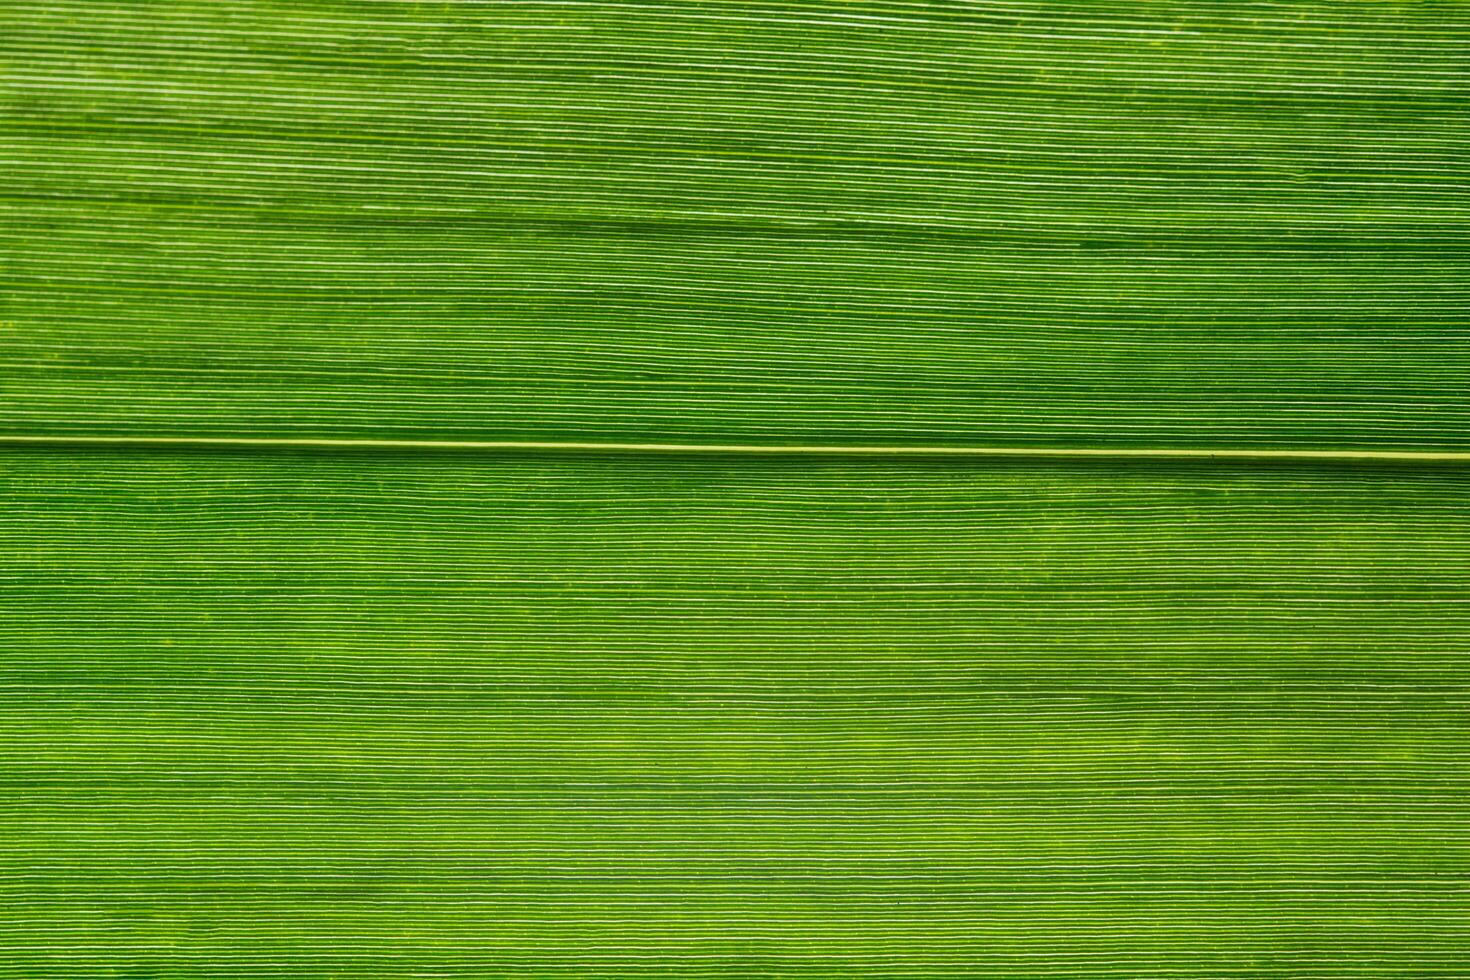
6, 0, 1469, 448
3, 1, 1469, 976
3, 451, 1468, 976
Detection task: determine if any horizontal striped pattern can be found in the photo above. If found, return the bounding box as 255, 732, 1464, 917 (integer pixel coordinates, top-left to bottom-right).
6, 2, 1470, 976
2, 448, 1468, 976
6, 0, 1470, 448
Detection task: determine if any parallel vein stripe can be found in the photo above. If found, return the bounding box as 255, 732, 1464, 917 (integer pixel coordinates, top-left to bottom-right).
2, 434, 1470, 463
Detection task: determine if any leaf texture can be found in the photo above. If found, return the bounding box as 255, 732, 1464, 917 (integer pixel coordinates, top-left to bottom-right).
3, 449, 1469, 977
4, 0, 1469, 448
3, 1, 1470, 978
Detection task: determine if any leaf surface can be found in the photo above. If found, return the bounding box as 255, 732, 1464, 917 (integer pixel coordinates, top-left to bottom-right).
3, 2, 1469, 977
3, 450, 1468, 976
5, 1, 1469, 448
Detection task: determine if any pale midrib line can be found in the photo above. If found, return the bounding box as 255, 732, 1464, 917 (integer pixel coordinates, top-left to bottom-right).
1, 433, 1469, 464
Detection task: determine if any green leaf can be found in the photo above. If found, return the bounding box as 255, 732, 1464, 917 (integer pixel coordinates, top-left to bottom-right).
2, 2, 1468, 977
5, 0, 1469, 449
4, 449, 1468, 976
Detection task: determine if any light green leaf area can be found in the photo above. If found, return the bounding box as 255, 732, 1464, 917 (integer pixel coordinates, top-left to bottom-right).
3, 450, 1468, 977
4, 2, 1470, 977
4, 0, 1469, 448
